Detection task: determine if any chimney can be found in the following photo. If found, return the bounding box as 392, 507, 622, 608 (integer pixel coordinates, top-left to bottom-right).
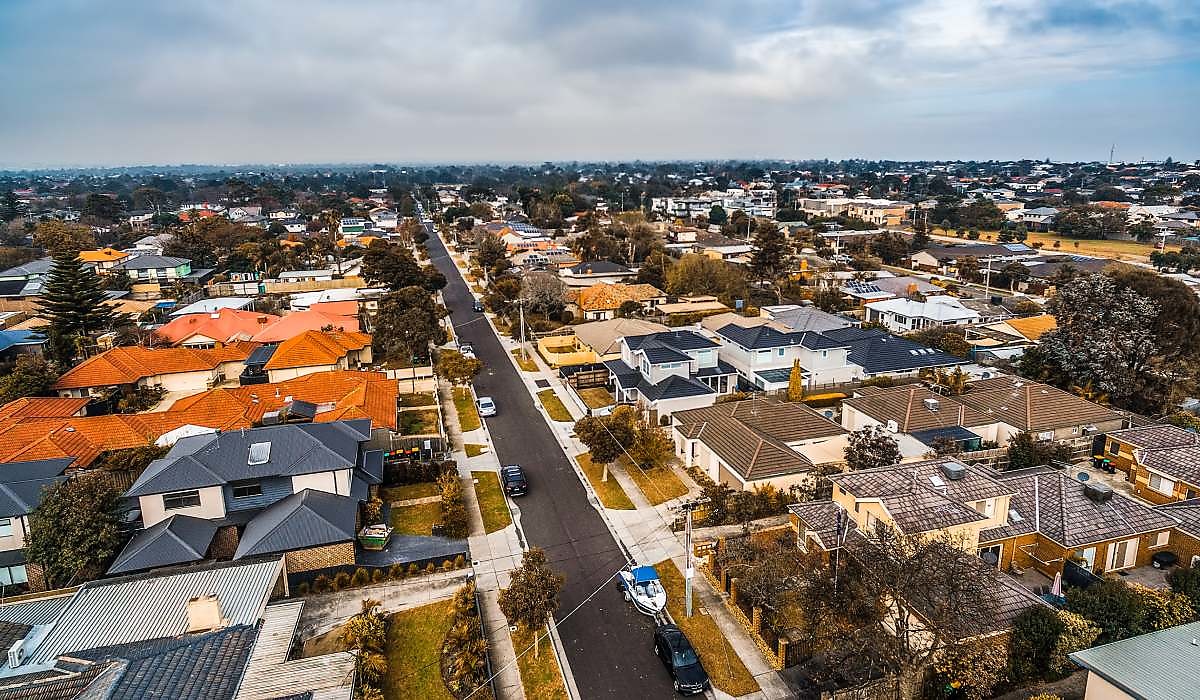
185, 595, 228, 633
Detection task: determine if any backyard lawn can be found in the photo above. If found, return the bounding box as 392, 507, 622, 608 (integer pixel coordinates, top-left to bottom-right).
465, 443, 486, 457
621, 458, 688, 506
391, 501, 442, 536
577, 388, 614, 410
384, 598, 456, 700
511, 625, 568, 700
383, 482, 440, 503
472, 470, 512, 533
654, 560, 760, 697
400, 409, 440, 436
575, 453, 635, 510
537, 389, 572, 422
453, 387, 481, 432
511, 349, 538, 371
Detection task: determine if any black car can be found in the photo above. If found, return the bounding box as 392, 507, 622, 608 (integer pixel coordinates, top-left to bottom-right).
500, 465, 528, 496
653, 624, 710, 696
472, 300, 484, 312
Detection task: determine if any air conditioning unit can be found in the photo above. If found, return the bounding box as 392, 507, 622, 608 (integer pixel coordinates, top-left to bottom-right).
923, 398, 940, 412
8, 640, 23, 668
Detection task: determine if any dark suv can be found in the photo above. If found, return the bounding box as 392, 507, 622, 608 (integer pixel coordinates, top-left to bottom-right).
653, 624, 710, 696
500, 465, 528, 497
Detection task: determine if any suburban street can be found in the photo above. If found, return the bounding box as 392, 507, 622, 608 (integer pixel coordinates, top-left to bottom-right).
421, 218, 679, 698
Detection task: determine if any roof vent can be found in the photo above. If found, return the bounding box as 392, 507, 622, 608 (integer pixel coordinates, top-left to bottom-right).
186, 594, 228, 633
210, 312, 220, 319
940, 461, 967, 481
1084, 481, 1114, 503
923, 398, 940, 412
248, 441, 271, 465
885, 419, 898, 433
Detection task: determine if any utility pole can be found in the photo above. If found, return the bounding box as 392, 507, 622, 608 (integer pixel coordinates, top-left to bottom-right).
983, 256, 993, 296
518, 296, 527, 360
674, 498, 708, 617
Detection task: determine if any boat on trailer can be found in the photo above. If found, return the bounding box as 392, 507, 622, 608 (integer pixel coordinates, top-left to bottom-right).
619, 565, 667, 616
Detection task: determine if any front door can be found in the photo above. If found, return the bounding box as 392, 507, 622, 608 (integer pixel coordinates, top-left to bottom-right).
1076, 546, 1097, 571
1106, 538, 1139, 571
978, 544, 1003, 568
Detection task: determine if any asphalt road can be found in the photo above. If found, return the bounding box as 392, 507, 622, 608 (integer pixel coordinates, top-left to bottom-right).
421, 219, 680, 698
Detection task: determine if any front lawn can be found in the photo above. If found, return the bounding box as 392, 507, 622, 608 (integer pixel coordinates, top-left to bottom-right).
622, 458, 688, 505
399, 392, 437, 407
511, 625, 568, 700
400, 409, 440, 436
465, 443, 487, 457
536, 389, 572, 422
575, 453, 635, 510
577, 387, 614, 410
511, 349, 539, 371
453, 387, 481, 432
384, 598, 456, 700
471, 470, 512, 533
391, 501, 443, 536
654, 560, 760, 697
383, 482, 440, 503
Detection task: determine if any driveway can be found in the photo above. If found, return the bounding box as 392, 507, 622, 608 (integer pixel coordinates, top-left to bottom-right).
422, 218, 679, 698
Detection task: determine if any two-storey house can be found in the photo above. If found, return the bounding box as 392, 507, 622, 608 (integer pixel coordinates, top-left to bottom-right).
1100, 425, 1200, 504
0, 457, 71, 591
710, 322, 856, 391
116, 254, 192, 282
604, 330, 736, 422
112, 420, 382, 577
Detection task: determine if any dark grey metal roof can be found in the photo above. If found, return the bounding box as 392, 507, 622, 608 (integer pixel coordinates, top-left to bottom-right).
642, 346, 692, 364
107, 515, 219, 575
693, 360, 737, 377
824, 327, 963, 374
623, 330, 718, 352
638, 374, 714, 402
716, 323, 847, 351
604, 360, 641, 389
245, 344, 278, 366
1069, 621, 1200, 700
234, 489, 357, 559
0, 458, 71, 518
126, 420, 371, 497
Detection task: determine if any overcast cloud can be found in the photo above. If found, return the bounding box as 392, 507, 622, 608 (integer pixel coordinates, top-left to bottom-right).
0, 0, 1197, 167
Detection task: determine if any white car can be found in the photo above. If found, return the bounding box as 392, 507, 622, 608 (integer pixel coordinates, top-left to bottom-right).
476, 396, 497, 417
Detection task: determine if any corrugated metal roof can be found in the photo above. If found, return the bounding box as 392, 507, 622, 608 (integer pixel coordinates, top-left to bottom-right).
1069, 620, 1200, 699
0, 593, 74, 627
29, 558, 282, 665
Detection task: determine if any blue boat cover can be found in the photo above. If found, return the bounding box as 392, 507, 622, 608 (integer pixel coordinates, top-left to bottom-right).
631, 565, 659, 583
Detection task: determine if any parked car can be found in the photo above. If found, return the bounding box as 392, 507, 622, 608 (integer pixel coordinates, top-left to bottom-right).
500, 465, 528, 496
472, 300, 484, 312
476, 396, 497, 417
652, 625, 710, 696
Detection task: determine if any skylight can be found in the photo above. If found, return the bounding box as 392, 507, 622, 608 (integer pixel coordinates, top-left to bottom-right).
1009, 509, 1023, 523
248, 442, 271, 466
928, 474, 946, 489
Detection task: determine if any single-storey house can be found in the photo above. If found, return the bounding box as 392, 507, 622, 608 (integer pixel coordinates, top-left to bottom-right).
53, 343, 259, 398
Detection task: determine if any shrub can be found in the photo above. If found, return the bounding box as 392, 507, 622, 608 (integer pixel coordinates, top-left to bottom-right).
362, 497, 383, 524
1048, 610, 1101, 675
313, 575, 331, 594
929, 637, 1008, 700
442, 559, 454, 572
371, 568, 385, 583
1168, 565, 1200, 612
333, 571, 352, 591
425, 562, 437, 574
1132, 582, 1195, 630
1009, 605, 1064, 681
1027, 695, 1061, 700
352, 568, 371, 587
438, 470, 470, 538
408, 562, 420, 577
454, 554, 466, 569
295, 581, 311, 596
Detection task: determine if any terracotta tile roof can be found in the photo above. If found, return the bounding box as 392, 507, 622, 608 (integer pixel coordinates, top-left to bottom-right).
308, 300, 359, 316
53, 343, 258, 390
250, 309, 360, 343
1003, 314, 1056, 341
0, 397, 90, 421
574, 283, 664, 312
153, 308, 280, 346
78, 248, 130, 264
263, 331, 371, 370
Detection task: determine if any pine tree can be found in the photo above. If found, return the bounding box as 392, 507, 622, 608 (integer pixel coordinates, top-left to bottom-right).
38, 251, 119, 361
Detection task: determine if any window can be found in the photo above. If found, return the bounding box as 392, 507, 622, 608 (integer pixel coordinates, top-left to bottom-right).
777, 349, 785, 357
0, 564, 27, 586
1108, 440, 1120, 455
163, 490, 201, 511
974, 499, 995, 518
821, 350, 828, 358
1148, 472, 1176, 496
231, 480, 263, 499
0, 519, 10, 538
1152, 531, 1170, 548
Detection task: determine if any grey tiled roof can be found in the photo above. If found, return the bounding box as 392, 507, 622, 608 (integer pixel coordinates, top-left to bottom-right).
234, 489, 357, 559
637, 374, 713, 402
1108, 424, 1199, 451
1137, 445, 1200, 487
1069, 620, 1200, 700
1155, 498, 1200, 538
979, 469, 1176, 548
107, 515, 219, 575
0, 458, 71, 518
127, 420, 371, 497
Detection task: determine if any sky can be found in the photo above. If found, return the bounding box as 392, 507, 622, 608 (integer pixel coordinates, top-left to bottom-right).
1, 0, 1198, 167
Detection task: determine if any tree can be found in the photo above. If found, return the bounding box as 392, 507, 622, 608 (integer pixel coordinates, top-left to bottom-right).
749, 221, 793, 297
520, 272, 567, 317
38, 251, 120, 362
1168, 565, 1200, 613
636, 251, 672, 289
340, 598, 389, 693
33, 220, 94, 255
1066, 578, 1147, 643
1006, 432, 1070, 470
372, 286, 446, 364
786, 359, 804, 402
25, 473, 123, 588
629, 419, 675, 472
707, 205, 727, 225
956, 255, 981, 283
665, 253, 746, 303
81, 193, 123, 223
574, 406, 637, 482
1000, 261, 1030, 291
906, 325, 970, 358
473, 234, 509, 280
843, 425, 900, 471
1053, 205, 1126, 240
363, 242, 444, 292
1039, 274, 1158, 404
0, 355, 59, 403
497, 547, 564, 659
869, 232, 910, 265
437, 349, 483, 386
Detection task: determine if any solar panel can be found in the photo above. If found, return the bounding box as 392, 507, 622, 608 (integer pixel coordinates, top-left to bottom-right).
248, 442, 271, 465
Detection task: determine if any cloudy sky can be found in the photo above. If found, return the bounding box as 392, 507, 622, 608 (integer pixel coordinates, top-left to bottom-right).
1, 0, 1198, 167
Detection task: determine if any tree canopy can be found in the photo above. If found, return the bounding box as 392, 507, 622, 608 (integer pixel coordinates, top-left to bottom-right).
26, 473, 124, 588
